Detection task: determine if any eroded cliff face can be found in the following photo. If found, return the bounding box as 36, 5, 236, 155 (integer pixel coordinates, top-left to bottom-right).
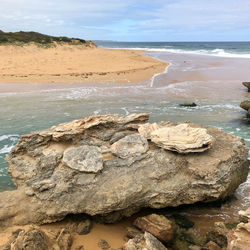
0, 113, 249, 227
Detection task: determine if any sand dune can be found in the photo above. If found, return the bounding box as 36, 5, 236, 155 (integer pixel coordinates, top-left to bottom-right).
0, 44, 168, 83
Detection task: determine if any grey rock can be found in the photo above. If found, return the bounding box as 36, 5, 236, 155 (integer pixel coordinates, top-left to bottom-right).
111, 134, 148, 159
124, 232, 168, 250
63, 145, 103, 173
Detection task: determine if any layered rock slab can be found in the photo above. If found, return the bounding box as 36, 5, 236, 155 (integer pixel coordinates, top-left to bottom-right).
0, 113, 249, 227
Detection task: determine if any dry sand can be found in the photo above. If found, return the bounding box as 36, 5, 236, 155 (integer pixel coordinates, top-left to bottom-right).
0, 44, 168, 83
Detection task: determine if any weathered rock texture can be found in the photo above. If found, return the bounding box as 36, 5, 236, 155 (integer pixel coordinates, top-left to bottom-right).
0, 113, 249, 228
133, 214, 173, 242
240, 100, 250, 118
243, 82, 250, 92
150, 123, 213, 153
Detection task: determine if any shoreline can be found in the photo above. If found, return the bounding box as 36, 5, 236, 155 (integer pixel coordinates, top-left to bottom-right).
0, 44, 168, 84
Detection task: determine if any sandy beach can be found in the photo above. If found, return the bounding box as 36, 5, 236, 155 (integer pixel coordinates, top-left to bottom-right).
0, 44, 168, 83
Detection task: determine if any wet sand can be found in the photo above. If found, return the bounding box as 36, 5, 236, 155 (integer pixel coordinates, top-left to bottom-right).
0, 44, 167, 83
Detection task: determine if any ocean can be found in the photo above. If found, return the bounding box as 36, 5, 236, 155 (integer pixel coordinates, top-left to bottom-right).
95, 41, 250, 58
0, 42, 249, 226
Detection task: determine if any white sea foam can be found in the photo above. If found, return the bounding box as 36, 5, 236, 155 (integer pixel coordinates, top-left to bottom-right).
111, 47, 250, 59
0, 134, 19, 154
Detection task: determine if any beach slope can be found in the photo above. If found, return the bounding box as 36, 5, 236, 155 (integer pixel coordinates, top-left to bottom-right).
0, 44, 168, 83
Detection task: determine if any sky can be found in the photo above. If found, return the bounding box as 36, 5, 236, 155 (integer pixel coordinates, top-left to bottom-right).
0, 0, 250, 41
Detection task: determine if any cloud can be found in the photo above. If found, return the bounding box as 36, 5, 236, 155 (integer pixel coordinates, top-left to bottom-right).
0, 0, 249, 41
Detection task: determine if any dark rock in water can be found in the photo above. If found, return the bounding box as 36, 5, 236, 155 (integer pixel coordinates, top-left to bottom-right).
0, 113, 249, 227
243, 82, 250, 92
171, 214, 195, 229
180, 102, 197, 107
133, 214, 174, 242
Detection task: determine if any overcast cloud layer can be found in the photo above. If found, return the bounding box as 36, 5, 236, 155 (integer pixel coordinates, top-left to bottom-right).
0, 0, 250, 41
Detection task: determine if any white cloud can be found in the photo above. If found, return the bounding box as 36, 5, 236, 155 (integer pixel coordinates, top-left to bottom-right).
0, 0, 249, 40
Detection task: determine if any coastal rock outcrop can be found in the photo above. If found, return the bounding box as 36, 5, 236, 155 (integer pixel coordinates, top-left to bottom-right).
243, 82, 250, 92
0, 113, 249, 228
240, 100, 250, 118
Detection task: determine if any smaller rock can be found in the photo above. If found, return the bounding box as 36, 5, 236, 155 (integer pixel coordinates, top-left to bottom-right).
240, 100, 250, 111
111, 134, 148, 159
202, 241, 221, 250
10, 226, 50, 250
205, 222, 228, 248
171, 214, 195, 229
133, 214, 173, 242
98, 239, 111, 249
66, 218, 92, 235
180, 102, 197, 107
124, 232, 168, 250
151, 124, 213, 153
63, 145, 103, 173
56, 229, 73, 250
242, 82, 250, 92
126, 226, 143, 239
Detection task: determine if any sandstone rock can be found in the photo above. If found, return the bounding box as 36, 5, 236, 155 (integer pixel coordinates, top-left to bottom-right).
240, 100, 250, 111
151, 123, 213, 153
133, 214, 173, 242
242, 82, 250, 92
63, 145, 103, 173
0, 113, 248, 227
111, 134, 148, 159
124, 231, 168, 250
10, 226, 50, 250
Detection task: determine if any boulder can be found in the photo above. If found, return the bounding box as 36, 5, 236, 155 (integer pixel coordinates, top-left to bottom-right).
242, 82, 250, 92
150, 123, 214, 153
133, 214, 174, 242
0, 113, 248, 227
124, 231, 168, 250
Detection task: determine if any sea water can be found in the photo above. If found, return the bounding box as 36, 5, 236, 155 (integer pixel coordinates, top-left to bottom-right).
0, 42, 249, 225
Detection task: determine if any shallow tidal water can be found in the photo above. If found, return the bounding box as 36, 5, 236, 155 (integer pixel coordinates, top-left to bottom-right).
0, 52, 249, 230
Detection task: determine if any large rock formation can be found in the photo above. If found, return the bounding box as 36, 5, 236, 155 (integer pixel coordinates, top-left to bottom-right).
243, 82, 250, 92
240, 100, 250, 118
0, 113, 249, 228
